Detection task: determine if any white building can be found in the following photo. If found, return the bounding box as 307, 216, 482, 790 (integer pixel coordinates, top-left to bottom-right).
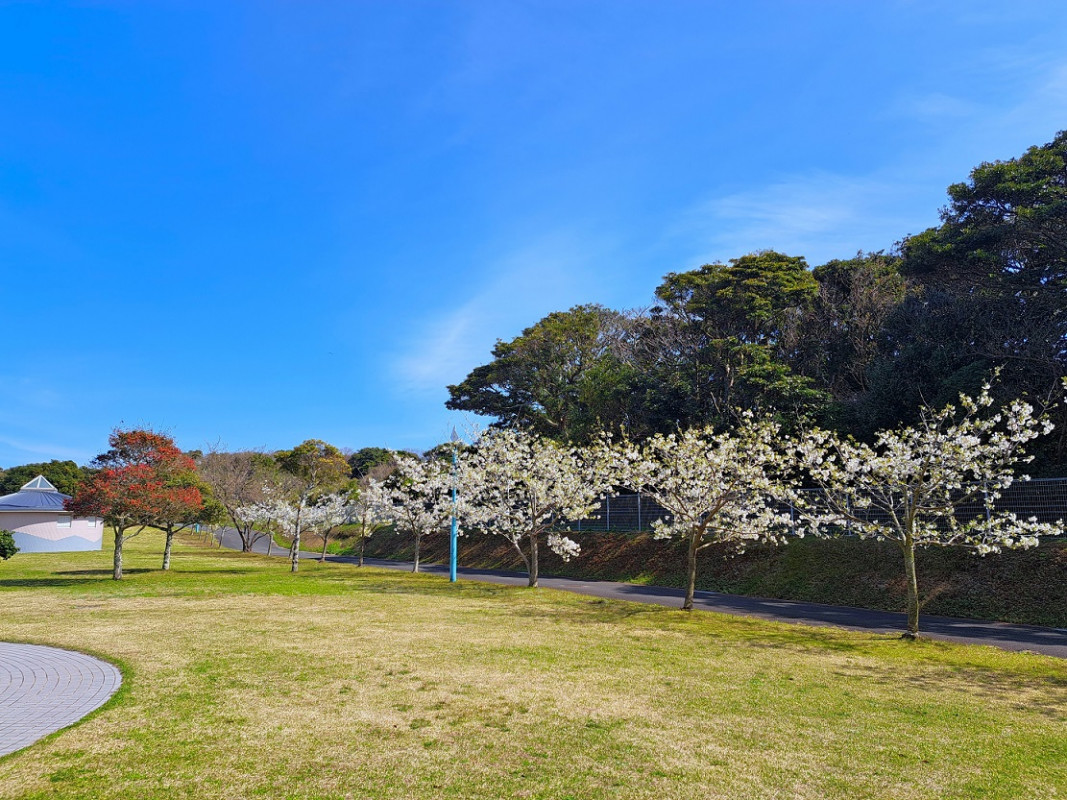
0, 476, 103, 553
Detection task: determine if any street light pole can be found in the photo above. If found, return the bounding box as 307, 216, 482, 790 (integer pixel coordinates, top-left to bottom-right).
450, 427, 460, 583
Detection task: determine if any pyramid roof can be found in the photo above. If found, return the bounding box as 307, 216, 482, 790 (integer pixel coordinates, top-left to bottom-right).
0, 475, 71, 512
21, 475, 59, 492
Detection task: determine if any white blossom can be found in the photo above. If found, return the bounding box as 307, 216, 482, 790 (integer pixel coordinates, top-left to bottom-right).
348, 478, 393, 566
463, 429, 613, 587
792, 382, 1061, 636
606, 415, 794, 610
386, 457, 457, 573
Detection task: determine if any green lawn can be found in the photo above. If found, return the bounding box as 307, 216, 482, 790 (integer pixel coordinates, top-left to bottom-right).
0, 532, 1064, 800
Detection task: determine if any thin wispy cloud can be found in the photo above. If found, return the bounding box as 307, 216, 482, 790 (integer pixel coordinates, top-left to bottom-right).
391, 232, 610, 394
674, 171, 929, 267
678, 51, 1067, 270
0, 437, 90, 463
886, 92, 981, 121
997, 61, 1067, 139
884, 51, 1067, 155
0, 376, 66, 413
393, 302, 483, 394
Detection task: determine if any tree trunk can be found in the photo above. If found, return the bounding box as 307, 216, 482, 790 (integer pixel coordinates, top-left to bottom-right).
359, 533, 366, 567
162, 529, 175, 570
241, 526, 254, 552
266, 534, 273, 557
409, 529, 422, 571
113, 529, 124, 580
320, 530, 330, 563
901, 538, 921, 638
290, 532, 300, 573
683, 527, 700, 611
528, 532, 539, 588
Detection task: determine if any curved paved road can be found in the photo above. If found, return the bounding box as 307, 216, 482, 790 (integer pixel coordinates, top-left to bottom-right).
0, 643, 121, 757
215, 528, 1067, 658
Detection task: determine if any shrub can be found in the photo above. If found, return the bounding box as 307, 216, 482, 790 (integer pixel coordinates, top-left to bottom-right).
0, 530, 18, 560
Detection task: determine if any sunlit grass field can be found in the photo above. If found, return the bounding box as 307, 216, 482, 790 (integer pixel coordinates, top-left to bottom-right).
0, 532, 1064, 800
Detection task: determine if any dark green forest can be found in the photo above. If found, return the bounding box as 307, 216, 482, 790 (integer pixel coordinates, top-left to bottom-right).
447, 131, 1067, 475
0, 460, 95, 496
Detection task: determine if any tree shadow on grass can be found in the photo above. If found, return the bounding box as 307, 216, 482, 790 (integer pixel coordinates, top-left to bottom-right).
0, 577, 106, 588
53, 568, 156, 576
308, 569, 894, 650
506, 597, 667, 626
54, 568, 253, 576
505, 596, 934, 658
1, 568, 255, 588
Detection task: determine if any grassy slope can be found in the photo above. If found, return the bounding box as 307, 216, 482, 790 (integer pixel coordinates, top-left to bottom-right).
0, 532, 1064, 800
342, 530, 1067, 627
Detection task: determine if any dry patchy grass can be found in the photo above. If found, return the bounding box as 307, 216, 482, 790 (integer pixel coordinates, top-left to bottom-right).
0, 532, 1064, 799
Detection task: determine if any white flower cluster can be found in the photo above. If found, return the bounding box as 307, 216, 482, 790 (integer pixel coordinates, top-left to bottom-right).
791, 383, 1059, 552
237, 487, 356, 540
462, 429, 613, 562
604, 415, 795, 552
387, 457, 457, 540
547, 532, 582, 561
351, 478, 392, 533
347, 384, 1061, 604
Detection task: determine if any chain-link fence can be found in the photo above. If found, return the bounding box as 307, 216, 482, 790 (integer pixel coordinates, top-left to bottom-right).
564, 477, 1067, 534
564, 492, 666, 532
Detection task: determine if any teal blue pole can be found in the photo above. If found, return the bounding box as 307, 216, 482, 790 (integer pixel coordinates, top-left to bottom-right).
450, 443, 458, 582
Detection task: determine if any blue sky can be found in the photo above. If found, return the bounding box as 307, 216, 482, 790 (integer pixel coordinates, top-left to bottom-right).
2, 1, 1066, 465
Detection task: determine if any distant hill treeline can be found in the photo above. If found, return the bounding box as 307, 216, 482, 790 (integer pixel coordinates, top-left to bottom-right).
0, 460, 96, 496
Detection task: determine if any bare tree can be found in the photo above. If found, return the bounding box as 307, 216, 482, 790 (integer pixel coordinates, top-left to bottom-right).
198, 449, 283, 552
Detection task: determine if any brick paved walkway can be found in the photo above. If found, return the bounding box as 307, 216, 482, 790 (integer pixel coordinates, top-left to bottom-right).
0, 642, 121, 757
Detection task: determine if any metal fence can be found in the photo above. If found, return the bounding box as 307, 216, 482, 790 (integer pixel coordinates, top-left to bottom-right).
567, 492, 668, 532
565, 477, 1067, 534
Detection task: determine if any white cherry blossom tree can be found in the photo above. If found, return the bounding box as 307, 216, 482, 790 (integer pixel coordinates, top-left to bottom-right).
793, 384, 1060, 638
199, 450, 280, 553
351, 478, 393, 567
265, 497, 312, 572
233, 479, 292, 557
464, 429, 611, 588
233, 496, 279, 556
274, 440, 350, 572
237, 489, 355, 566
388, 458, 454, 573
610, 416, 795, 611
309, 491, 357, 562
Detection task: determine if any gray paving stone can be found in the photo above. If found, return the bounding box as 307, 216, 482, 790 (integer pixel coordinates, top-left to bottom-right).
0, 642, 121, 757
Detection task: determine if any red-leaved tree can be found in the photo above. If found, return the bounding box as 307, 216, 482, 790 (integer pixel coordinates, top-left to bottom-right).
67, 428, 202, 580
154, 471, 210, 572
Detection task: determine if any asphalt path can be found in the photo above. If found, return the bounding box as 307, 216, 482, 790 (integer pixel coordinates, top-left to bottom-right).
212, 528, 1067, 658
